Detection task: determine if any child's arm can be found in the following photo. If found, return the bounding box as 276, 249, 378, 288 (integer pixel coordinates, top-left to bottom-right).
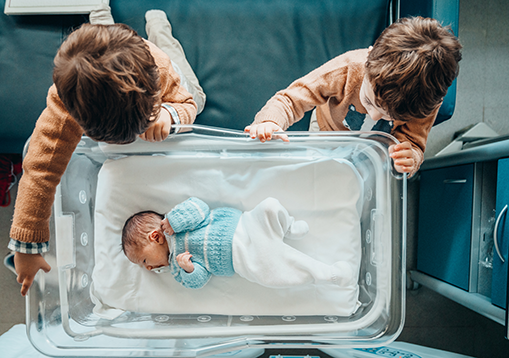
10, 85, 83, 296
391, 108, 437, 176
139, 41, 197, 143
166, 197, 210, 233
247, 81, 325, 142
245, 52, 356, 142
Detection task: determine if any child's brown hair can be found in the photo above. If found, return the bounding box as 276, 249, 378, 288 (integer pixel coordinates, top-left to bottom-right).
365, 16, 462, 121
53, 23, 161, 144
121, 211, 164, 254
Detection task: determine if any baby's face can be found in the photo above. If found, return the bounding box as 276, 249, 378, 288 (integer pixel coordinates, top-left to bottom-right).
128, 234, 170, 271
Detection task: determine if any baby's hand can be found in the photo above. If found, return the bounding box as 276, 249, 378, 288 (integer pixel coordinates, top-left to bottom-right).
245, 122, 289, 143
176, 252, 194, 273
140, 107, 172, 142
161, 218, 174, 235
389, 141, 416, 175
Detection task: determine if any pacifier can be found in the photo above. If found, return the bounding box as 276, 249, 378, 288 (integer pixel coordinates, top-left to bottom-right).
151, 266, 171, 274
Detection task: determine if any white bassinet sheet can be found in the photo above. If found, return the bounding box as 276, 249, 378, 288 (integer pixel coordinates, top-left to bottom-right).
90, 154, 363, 319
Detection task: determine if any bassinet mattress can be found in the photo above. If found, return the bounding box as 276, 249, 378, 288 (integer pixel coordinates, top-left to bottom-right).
90, 153, 363, 319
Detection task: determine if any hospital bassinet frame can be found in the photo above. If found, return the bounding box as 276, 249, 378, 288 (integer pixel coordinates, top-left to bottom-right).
25, 125, 406, 357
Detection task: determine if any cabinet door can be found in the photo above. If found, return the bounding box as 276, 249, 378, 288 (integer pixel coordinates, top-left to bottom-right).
417, 164, 474, 291
492, 158, 509, 309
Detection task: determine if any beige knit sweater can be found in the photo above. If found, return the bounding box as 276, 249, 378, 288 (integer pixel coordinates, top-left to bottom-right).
10, 41, 197, 244
253, 48, 437, 176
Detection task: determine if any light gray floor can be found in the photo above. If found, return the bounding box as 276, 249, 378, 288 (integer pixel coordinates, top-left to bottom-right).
2, 0, 509, 357
0, 184, 25, 335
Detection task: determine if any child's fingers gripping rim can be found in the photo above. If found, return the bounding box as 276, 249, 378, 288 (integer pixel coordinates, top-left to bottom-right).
20, 277, 33, 296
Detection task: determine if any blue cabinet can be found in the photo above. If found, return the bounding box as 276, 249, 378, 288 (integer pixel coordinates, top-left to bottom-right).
412, 139, 509, 327
417, 164, 474, 291
492, 158, 509, 309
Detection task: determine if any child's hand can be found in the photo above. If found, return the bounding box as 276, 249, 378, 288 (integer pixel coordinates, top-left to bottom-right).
14, 252, 51, 296
176, 252, 194, 273
140, 108, 172, 142
389, 141, 417, 175
245, 122, 289, 143
161, 218, 174, 235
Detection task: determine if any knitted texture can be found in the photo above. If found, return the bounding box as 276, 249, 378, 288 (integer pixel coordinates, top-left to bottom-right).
10, 41, 197, 244
176, 262, 213, 289
166, 197, 241, 289
252, 48, 437, 177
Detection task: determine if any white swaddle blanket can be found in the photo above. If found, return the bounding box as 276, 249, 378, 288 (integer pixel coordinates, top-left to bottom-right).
90, 154, 363, 319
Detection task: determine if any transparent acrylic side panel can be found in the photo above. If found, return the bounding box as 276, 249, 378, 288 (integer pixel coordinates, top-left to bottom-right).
27, 127, 405, 357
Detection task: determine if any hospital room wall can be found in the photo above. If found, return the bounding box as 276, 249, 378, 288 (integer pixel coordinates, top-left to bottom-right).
1, 0, 509, 356
423, 0, 509, 157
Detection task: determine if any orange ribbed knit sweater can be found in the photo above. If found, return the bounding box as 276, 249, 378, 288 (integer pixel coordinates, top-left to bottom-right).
10, 41, 197, 244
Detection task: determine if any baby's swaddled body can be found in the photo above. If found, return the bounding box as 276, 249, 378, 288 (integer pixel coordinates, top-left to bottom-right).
164, 197, 355, 289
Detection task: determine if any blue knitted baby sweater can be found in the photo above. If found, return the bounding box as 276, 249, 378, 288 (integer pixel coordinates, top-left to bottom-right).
166, 197, 242, 289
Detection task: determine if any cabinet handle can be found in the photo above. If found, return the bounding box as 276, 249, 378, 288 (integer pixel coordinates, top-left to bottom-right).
506, 256, 509, 339
506, 260, 509, 339
443, 179, 467, 184
494, 204, 507, 263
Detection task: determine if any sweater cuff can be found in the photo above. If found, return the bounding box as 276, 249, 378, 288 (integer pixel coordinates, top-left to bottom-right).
9, 225, 50, 244
180, 266, 211, 289
172, 102, 197, 126
252, 113, 289, 130
8, 239, 49, 254
410, 147, 424, 178
161, 104, 181, 134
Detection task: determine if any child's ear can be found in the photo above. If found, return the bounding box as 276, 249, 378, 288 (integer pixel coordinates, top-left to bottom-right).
149, 230, 159, 242
149, 230, 164, 244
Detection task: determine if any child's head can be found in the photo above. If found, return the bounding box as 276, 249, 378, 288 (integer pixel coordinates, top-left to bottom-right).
363, 16, 462, 122
121, 210, 169, 270
53, 23, 161, 144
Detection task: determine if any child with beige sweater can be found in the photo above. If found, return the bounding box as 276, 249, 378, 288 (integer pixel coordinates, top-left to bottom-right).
246, 17, 462, 177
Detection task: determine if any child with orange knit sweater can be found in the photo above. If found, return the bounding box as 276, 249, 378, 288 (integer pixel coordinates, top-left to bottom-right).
246, 17, 462, 177
8, 5, 206, 296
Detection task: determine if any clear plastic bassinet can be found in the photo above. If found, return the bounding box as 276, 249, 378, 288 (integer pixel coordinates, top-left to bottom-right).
25, 125, 406, 357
